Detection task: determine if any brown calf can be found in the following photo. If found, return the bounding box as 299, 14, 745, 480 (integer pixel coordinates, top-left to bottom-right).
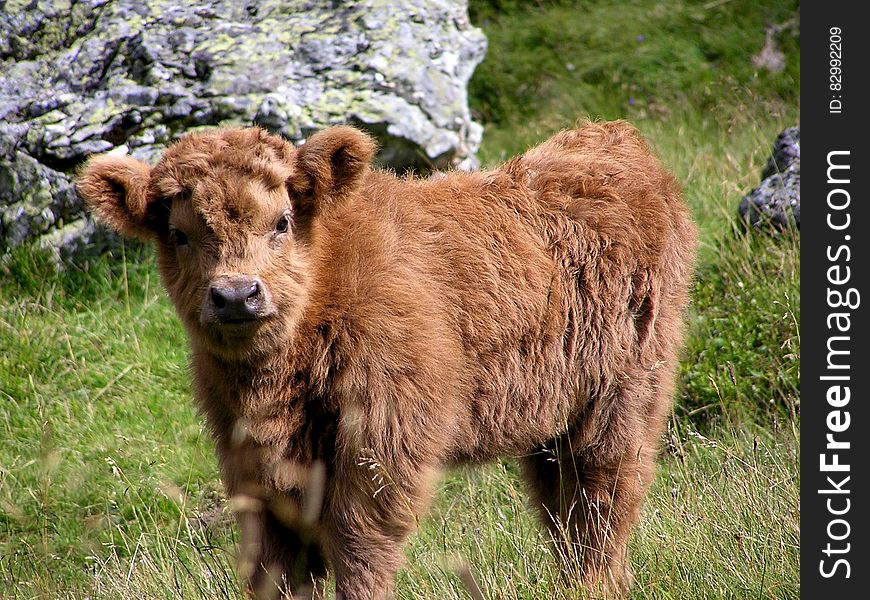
77, 121, 697, 599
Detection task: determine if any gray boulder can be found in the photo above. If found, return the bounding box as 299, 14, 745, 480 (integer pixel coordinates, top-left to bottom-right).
0, 0, 487, 259
738, 126, 800, 229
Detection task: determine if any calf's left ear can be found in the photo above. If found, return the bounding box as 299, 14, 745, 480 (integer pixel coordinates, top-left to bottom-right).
289, 126, 377, 212
76, 155, 156, 240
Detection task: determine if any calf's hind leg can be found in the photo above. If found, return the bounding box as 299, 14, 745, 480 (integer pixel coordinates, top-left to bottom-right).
521, 424, 659, 595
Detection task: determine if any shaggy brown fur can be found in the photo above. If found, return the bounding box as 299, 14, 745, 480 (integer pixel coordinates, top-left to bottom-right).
77, 121, 697, 599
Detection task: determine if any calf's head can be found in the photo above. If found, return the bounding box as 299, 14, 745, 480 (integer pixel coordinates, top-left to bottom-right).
77, 126, 376, 361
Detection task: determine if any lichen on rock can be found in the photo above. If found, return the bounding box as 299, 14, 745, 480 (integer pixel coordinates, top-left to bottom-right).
0, 0, 487, 258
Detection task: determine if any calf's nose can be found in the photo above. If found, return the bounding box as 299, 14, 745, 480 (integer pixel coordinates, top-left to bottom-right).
208, 277, 265, 322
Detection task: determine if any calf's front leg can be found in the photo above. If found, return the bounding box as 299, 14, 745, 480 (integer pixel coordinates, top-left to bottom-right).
322, 456, 438, 600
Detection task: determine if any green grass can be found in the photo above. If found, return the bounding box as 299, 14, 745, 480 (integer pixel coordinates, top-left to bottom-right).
0, 245, 227, 596
401, 422, 799, 600
1, 0, 799, 597
468, 0, 798, 144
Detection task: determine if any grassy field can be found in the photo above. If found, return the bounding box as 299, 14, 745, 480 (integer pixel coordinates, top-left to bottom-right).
1, 0, 799, 598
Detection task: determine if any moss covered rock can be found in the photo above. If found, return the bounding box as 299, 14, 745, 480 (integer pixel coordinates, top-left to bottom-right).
0, 0, 486, 257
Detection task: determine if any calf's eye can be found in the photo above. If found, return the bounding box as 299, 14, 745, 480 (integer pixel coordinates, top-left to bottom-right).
275, 212, 291, 234
170, 228, 189, 247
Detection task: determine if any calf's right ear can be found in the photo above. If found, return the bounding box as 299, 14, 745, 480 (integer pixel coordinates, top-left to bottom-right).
76, 155, 156, 240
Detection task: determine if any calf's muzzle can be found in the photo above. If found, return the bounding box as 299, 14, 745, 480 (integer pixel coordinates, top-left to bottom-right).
206, 276, 266, 323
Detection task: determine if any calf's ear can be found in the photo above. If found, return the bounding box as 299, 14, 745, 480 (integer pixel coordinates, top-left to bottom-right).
76, 155, 156, 240
289, 126, 376, 212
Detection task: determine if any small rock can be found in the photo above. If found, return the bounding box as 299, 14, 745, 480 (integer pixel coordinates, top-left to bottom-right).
738, 126, 800, 230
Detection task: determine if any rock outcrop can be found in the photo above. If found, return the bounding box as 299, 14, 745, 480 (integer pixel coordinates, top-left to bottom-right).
1, 0, 487, 258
